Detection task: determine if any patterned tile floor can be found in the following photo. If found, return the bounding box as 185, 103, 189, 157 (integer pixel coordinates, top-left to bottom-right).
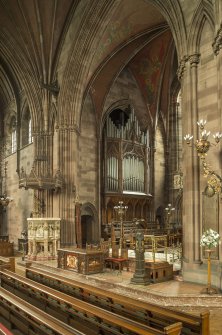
15, 257, 222, 334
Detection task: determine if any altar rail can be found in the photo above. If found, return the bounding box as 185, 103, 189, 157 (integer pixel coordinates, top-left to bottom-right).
110, 222, 182, 250
1, 269, 181, 335
26, 266, 209, 335
0, 287, 83, 335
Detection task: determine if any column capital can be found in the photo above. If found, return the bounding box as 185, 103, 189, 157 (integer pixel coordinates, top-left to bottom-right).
188, 53, 201, 67
55, 119, 80, 134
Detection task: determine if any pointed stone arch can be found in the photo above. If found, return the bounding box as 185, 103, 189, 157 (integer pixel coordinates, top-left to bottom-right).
146, 0, 188, 58
187, 1, 214, 54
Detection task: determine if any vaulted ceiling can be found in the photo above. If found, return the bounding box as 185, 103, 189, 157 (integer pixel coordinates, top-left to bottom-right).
0, 0, 177, 124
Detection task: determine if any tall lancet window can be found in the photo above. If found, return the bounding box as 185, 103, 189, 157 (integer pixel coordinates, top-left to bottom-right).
104, 105, 148, 195
21, 107, 33, 147
11, 117, 17, 154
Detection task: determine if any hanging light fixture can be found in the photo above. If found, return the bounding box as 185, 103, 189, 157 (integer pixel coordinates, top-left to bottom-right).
114, 201, 128, 257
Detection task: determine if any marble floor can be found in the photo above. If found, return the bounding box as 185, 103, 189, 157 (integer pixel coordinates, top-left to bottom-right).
15, 257, 222, 335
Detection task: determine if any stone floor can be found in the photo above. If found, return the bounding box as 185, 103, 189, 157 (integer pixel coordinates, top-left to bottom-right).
15, 257, 222, 335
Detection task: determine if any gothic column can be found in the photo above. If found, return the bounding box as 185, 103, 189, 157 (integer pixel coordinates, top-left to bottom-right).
189, 53, 201, 264
213, 24, 222, 287
178, 53, 202, 280
56, 119, 79, 246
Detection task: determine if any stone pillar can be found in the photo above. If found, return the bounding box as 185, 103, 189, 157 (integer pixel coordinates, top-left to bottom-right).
57, 122, 78, 246
213, 25, 222, 290
178, 53, 202, 281
189, 53, 201, 263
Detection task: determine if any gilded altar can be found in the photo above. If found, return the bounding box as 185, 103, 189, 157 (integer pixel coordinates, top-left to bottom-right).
27, 218, 61, 260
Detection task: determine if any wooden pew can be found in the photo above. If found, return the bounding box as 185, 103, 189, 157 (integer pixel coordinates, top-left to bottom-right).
0, 241, 14, 257
26, 266, 209, 335
0, 257, 15, 272
0, 269, 182, 335
0, 322, 14, 335
0, 287, 85, 335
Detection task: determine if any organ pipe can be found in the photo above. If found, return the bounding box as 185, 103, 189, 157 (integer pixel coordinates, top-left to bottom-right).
105, 105, 148, 194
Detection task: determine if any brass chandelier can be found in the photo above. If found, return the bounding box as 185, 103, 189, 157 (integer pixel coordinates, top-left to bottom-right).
114, 201, 128, 256
184, 119, 222, 196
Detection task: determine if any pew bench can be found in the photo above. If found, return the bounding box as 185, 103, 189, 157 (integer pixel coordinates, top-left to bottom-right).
0, 257, 15, 272
0, 287, 84, 335
0, 269, 182, 335
26, 266, 210, 335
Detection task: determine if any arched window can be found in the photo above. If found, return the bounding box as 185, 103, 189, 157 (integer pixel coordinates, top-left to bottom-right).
11, 117, 17, 154
21, 108, 33, 147
28, 118, 33, 144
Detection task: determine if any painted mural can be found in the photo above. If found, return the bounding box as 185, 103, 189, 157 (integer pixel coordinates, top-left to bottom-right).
93, 0, 164, 65
128, 31, 172, 117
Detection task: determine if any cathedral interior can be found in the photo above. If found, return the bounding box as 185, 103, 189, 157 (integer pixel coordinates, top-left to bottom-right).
0, 0, 222, 334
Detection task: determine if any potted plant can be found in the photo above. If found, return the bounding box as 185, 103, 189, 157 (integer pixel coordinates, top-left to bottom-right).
200, 228, 220, 294
200, 229, 220, 250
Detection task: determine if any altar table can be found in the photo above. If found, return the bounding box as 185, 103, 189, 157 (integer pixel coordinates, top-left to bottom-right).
57, 248, 104, 275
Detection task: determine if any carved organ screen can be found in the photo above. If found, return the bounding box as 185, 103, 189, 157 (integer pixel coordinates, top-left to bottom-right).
104, 106, 148, 194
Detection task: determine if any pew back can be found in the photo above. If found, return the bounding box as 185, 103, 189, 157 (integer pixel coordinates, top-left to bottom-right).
0, 257, 15, 272
1, 269, 182, 335
0, 287, 84, 335
26, 266, 209, 335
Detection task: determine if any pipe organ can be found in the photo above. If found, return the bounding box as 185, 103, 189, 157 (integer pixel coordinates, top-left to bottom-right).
102, 105, 153, 226
107, 157, 118, 192
123, 156, 144, 192
106, 106, 147, 194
